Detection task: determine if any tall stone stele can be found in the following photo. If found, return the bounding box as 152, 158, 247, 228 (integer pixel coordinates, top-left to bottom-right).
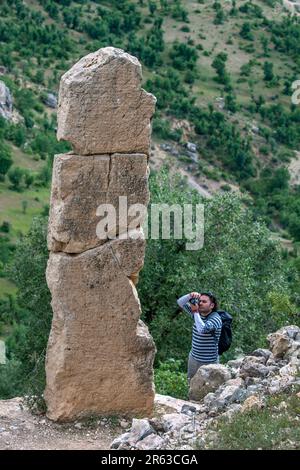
44, 47, 157, 422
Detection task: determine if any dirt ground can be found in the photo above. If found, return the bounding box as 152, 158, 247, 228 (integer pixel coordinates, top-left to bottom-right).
0, 398, 124, 450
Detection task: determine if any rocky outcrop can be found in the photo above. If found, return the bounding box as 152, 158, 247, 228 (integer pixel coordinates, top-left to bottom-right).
0, 80, 23, 123
111, 326, 300, 450
43, 92, 57, 109
0, 80, 13, 120
45, 48, 156, 422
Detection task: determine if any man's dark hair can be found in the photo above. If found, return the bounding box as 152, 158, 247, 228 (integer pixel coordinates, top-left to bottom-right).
200, 292, 218, 311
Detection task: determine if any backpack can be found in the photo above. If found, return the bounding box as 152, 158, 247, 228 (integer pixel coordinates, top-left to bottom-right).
217, 310, 233, 355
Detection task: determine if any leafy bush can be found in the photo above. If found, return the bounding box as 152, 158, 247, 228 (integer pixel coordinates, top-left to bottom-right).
0, 216, 51, 401
154, 359, 188, 400
0, 141, 13, 177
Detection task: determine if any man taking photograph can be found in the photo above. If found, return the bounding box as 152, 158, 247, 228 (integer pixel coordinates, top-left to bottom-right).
177, 291, 222, 383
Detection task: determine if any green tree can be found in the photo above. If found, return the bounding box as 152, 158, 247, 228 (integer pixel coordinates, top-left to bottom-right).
138, 167, 293, 365
0, 141, 13, 178
0, 216, 51, 400
169, 42, 198, 71
263, 61, 274, 82
240, 22, 254, 41
212, 52, 230, 86
225, 93, 238, 113
21, 200, 28, 214
7, 166, 24, 191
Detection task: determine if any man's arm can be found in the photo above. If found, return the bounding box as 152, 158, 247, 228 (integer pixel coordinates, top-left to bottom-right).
177, 292, 201, 308
194, 315, 221, 335
194, 313, 206, 333
177, 293, 201, 318
177, 293, 194, 318
177, 293, 192, 309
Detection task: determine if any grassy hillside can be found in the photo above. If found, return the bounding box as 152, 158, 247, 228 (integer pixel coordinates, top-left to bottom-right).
0, 0, 300, 300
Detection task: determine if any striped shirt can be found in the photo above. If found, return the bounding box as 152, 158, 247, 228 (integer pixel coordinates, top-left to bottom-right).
177, 293, 222, 364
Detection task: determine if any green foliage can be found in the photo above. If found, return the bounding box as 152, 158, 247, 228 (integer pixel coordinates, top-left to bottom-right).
239, 1, 263, 18
169, 42, 198, 71
240, 22, 254, 41
0, 140, 13, 177
0, 357, 24, 399
192, 106, 256, 179
0, 216, 51, 401
212, 52, 231, 86
268, 17, 300, 71
0, 236, 15, 274
263, 61, 274, 82
7, 166, 25, 191
152, 116, 182, 141
138, 167, 293, 366
213, 2, 227, 25
0, 0, 74, 64
127, 17, 164, 67
259, 104, 300, 148
201, 386, 300, 449
155, 359, 188, 399
225, 93, 238, 113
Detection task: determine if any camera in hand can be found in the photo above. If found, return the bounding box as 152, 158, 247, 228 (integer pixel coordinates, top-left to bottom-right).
189, 297, 199, 305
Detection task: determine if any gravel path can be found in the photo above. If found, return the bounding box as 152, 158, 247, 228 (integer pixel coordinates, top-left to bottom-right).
0, 398, 123, 450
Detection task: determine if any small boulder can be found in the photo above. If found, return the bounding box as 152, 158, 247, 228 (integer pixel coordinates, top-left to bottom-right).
189, 364, 231, 401
239, 356, 270, 379
43, 93, 57, 109
135, 434, 165, 450
241, 395, 265, 413
251, 348, 272, 363
268, 326, 300, 359
186, 142, 197, 153
161, 413, 191, 433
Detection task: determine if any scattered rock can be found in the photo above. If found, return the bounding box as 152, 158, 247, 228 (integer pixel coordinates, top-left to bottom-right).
268, 326, 300, 359
241, 395, 265, 413
161, 413, 191, 433
189, 364, 232, 401
239, 356, 270, 379
181, 404, 197, 416
119, 420, 129, 429
135, 434, 165, 450
43, 93, 57, 108
251, 348, 273, 363
186, 142, 197, 153
0, 80, 13, 120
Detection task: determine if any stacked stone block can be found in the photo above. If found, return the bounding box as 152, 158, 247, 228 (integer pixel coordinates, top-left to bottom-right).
44, 47, 156, 422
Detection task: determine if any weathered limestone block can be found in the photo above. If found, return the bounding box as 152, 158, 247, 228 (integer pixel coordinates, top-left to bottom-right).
189, 364, 231, 401
47, 153, 149, 253
267, 325, 300, 359
44, 229, 156, 422
57, 47, 156, 155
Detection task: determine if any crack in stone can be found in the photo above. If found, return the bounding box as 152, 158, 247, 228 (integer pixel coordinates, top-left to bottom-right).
107, 154, 112, 190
